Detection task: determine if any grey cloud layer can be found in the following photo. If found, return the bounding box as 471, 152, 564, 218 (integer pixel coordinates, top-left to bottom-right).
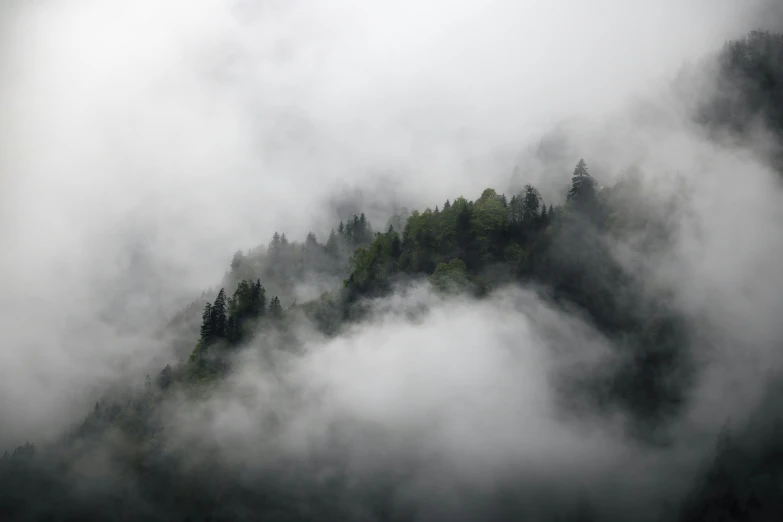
0, 0, 777, 455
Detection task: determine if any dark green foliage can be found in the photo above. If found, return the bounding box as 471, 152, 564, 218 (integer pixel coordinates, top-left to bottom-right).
199, 302, 212, 344
429, 258, 470, 294
521, 184, 542, 222
251, 279, 266, 316
332, 163, 694, 430
338, 213, 374, 252
210, 288, 228, 339
226, 280, 253, 343
157, 364, 173, 389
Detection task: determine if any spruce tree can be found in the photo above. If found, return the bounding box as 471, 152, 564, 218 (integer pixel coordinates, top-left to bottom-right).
566, 159, 597, 207
199, 302, 213, 344
270, 232, 281, 258
391, 233, 402, 259
230, 250, 244, 272
251, 279, 266, 316
210, 288, 228, 339
522, 184, 541, 223
269, 296, 283, 319
508, 194, 522, 224
157, 365, 173, 389
325, 229, 339, 257
226, 315, 239, 344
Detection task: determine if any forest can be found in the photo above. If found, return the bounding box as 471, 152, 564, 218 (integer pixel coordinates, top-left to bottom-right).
1, 29, 783, 522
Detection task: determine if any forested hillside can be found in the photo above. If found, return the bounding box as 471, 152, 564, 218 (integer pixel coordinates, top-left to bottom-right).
1, 30, 782, 522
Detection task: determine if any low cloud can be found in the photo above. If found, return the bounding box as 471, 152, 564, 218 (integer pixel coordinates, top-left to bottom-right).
1, 4, 782, 521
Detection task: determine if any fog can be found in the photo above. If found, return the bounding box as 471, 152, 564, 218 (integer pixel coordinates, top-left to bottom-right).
168, 286, 642, 519
1, 1, 782, 517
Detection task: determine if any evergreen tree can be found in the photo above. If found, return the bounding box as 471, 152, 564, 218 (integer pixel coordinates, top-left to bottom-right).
508, 194, 523, 224
251, 279, 266, 316
325, 229, 339, 257
269, 296, 283, 319
210, 289, 228, 339
157, 365, 173, 389
522, 184, 541, 223
226, 315, 239, 344
230, 250, 244, 272
566, 159, 597, 208
226, 280, 256, 344
199, 302, 213, 344
390, 233, 402, 259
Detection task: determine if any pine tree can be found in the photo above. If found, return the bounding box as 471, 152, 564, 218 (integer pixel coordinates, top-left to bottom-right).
251, 279, 266, 316
325, 229, 339, 257
157, 364, 173, 389
226, 315, 239, 344
443, 199, 451, 211
567, 159, 597, 207
199, 302, 213, 344
210, 289, 228, 339
230, 250, 244, 272
269, 296, 283, 319
391, 233, 402, 259
508, 194, 522, 224
522, 184, 541, 223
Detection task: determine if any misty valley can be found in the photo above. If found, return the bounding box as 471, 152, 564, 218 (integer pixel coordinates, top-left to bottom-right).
2, 6, 783, 522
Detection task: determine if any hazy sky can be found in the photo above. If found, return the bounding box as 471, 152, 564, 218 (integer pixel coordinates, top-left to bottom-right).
0, 0, 779, 458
